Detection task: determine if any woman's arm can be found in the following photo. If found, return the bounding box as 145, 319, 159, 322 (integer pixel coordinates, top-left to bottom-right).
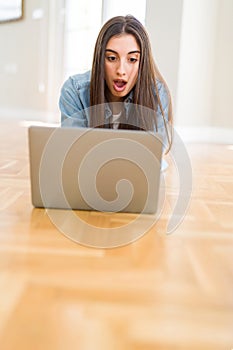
59, 74, 90, 127
155, 80, 172, 151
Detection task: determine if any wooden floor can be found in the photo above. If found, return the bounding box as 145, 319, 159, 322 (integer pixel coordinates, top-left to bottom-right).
0, 121, 233, 350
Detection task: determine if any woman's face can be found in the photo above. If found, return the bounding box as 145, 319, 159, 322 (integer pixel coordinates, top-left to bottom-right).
104, 34, 140, 102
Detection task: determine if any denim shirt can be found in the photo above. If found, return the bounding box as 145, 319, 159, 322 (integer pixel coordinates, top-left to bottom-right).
59, 71, 169, 144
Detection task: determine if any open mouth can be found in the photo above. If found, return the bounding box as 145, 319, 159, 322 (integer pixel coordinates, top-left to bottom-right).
113, 79, 127, 92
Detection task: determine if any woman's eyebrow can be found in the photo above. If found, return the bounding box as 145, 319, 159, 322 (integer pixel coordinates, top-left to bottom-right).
105, 49, 118, 54
105, 49, 140, 54
128, 50, 140, 54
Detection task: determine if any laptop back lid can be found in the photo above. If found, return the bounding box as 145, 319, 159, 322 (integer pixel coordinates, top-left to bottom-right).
28, 126, 162, 214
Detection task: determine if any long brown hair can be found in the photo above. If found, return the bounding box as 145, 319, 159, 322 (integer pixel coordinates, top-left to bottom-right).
90, 15, 173, 151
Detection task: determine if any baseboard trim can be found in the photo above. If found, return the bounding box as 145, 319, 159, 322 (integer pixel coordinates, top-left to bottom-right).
175, 126, 233, 144
0, 110, 232, 144
0, 108, 59, 123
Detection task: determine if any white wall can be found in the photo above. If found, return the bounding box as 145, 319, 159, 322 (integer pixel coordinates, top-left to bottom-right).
146, 0, 233, 138
0, 0, 64, 121
176, 0, 219, 127
145, 0, 183, 110
102, 0, 146, 24
0, 0, 232, 136
212, 0, 233, 128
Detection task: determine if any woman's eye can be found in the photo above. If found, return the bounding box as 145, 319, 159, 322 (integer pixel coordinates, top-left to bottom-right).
107, 56, 117, 62
129, 57, 138, 63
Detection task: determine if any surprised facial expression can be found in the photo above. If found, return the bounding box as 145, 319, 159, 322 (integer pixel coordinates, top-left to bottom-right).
104, 34, 140, 102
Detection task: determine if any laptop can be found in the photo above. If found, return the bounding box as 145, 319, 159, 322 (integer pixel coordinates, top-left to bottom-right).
28, 126, 163, 214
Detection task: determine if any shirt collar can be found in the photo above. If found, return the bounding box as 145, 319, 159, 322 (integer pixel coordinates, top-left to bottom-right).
104, 91, 134, 120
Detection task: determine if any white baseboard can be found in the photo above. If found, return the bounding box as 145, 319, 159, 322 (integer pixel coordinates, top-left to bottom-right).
0, 109, 232, 144
175, 126, 233, 144
0, 108, 60, 123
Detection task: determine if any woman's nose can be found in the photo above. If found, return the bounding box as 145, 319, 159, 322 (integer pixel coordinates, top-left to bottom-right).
116, 60, 126, 76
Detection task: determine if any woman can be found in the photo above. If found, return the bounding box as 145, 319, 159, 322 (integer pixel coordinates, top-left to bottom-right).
59, 15, 173, 152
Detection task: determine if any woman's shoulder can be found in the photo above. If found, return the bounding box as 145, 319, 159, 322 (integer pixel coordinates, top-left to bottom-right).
155, 79, 166, 94
62, 70, 91, 92
153, 79, 169, 103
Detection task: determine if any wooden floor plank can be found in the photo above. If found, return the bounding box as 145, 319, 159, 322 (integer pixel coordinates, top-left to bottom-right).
0, 121, 232, 350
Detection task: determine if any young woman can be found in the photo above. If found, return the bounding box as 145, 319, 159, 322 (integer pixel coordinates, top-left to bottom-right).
59, 15, 173, 152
